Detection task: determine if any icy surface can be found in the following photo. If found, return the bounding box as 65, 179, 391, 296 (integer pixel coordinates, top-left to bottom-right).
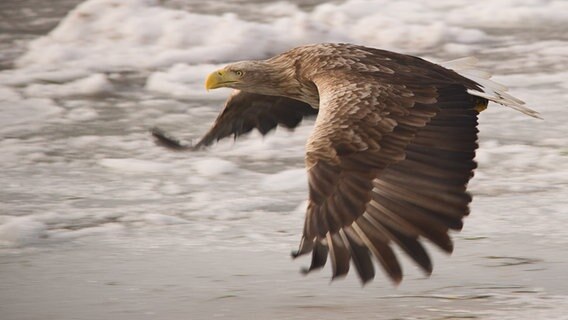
0, 0, 567, 319
10, 0, 568, 90
24, 73, 114, 98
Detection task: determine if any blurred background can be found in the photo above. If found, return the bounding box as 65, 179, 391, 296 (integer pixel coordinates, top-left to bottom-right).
0, 0, 567, 319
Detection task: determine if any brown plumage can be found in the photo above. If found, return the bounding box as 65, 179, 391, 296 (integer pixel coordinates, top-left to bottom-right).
152, 43, 539, 285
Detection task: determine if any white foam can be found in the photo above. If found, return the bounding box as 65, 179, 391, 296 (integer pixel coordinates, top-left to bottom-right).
158, 181, 185, 195
260, 2, 300, 17
99, 158, 173, 173
260, 169, 307, 192
142, 213, 188, 225
24, 73, 113, 98
64, 135, 104, 150
12, 0, 500, 77
0, 217, 47, 247
48, 223, 124, 241
0, 86, 22, 100
446, 0, 568, 29
1, 0, 565, 102
0, 69, 90, 86
66, 107, 99, 121
192, 158, 237, 177
0, 86, 64, 134
145, 63, 229, 99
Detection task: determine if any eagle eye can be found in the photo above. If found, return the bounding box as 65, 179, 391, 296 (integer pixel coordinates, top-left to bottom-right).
235, 70, 244, 77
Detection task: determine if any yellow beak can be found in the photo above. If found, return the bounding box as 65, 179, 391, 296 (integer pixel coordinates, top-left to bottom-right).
205, 69, 238, 91
205, 69, 224, 91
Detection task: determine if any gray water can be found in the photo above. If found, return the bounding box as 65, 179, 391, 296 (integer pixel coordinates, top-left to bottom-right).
1, 0, 568, 319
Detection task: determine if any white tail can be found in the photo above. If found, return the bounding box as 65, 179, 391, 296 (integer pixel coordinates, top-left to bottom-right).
441, 57, 542, 119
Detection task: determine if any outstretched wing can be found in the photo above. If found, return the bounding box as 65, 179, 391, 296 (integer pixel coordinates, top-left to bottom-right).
294, 54, 485, 284
152, 90, 317, 150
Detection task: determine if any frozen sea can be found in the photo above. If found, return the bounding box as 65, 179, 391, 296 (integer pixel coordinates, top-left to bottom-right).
1, 0, 568, 319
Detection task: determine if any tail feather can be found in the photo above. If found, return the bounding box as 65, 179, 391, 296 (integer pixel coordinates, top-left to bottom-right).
441, 56, 479, 70
441, 57, 542, 119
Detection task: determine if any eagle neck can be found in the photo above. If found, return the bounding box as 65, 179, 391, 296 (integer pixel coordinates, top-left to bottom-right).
264, 57, 320, 108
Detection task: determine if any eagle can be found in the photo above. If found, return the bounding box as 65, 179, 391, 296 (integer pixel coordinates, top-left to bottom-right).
152, 43, 539, 285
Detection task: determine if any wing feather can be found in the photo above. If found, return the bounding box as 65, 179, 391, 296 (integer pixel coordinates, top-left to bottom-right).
301, 240, 328, 274
327, 232, 351, 279
343, 227, 376, 284
152, 91, 317, 150
352, 218, 403, 283
380, 223, 433, 275
294, 50, 481, 283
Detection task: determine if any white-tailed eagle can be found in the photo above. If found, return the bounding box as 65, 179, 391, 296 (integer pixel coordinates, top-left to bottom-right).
152, 43, 539, 284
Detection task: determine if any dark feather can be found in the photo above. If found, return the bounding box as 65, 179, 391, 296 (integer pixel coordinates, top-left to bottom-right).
380, 223, 433, 275
327, 233, 351, 279
353, 217, 403, 283
343, 228, 376, 284
302, 240, 329, 274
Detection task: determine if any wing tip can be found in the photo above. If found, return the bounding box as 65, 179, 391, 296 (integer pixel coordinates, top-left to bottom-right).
359, 276, 375, 286
391, 275, 403, 286
291, 236, 314, 259
150, 127, 195, 151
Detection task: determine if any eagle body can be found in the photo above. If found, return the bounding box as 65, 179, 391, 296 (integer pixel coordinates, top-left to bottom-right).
153, 43, 539, 284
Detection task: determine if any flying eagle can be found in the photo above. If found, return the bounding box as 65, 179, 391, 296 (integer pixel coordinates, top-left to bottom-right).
152, 43, 539, 284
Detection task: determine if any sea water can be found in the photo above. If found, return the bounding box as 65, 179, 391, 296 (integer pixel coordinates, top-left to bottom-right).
0, 0, 567, 319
